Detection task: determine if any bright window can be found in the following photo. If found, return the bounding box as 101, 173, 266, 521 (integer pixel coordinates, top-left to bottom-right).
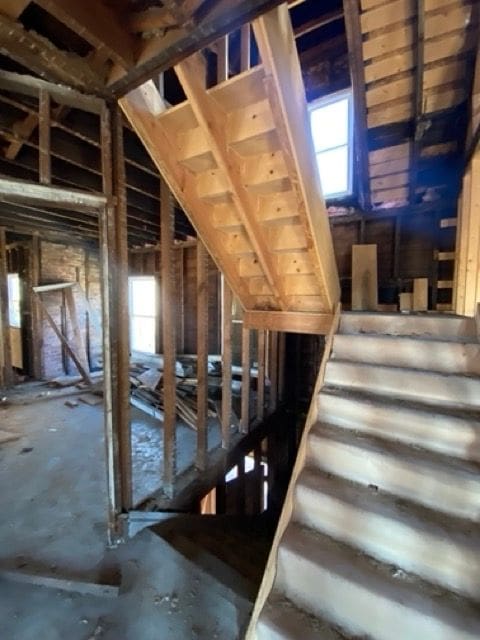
309, 90, 353, 198
129, 276, 156, 353
7, 273, 21, 328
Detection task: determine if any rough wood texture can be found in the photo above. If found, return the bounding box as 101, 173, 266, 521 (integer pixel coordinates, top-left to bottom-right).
196, 240, 208, 470
351, 244, 378, 311
221, 278, 233, 449
244, 310, 334, 334
413, 277, 428, 311
0, 227, 13, 387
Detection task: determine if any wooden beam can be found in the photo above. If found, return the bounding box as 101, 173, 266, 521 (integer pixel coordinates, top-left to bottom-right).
161, 177, 177, 494
294, 8, 343, 39
0, 70, 104, 114
196, 241, 208, 470
0, 227, 13, 387
0, 13, 106, 94
174, 53, 288, 308
63, 287, 90, 375
29, 234, 42, 379
409, 0, 425, 205
0, 177, 106, 212
343, 0, 371, 210
268, 331, 278, 412
253, 5, 340, 311
38, 89, 51, 185
221, 278, 233, 449
240, 24, 251, 72
240, 325, 251, 434
34, 0, 136, 70
244, 310, 334, 334
256, 329, 266, 421
109, 0, 288, 96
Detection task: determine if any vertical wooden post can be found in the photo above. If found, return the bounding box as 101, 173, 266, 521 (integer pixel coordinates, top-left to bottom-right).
196, 241, 209, 470
240, 24, 251, 72
278, 332, 286, 403
64, 287, 90, 375
0, 227, 13, 388
38, 89, 51, 185
253, 443, 263, 514
161, 177, 177, 494
256, 329, 266, 420
221, 277, 233, 449
30, 233, 42, 379
240, 325, 251, 434
217, 35, 228, 83
177, 247, 185, 354
269, 330, 279, 412
99, 104, 132, 543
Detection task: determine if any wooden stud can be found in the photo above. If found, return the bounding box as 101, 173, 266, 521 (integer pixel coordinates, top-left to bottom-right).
63, 287, 90, 375
0, 227, 13, 388
38, 89, 51, 185
413, 278, 428, 311
221, 277, 233, 449
217, 35, 228, 84
161, 177, 177, 492
256, 329, 266, 421
30, 234, 42, 379
277, 332, 286, 402
240, 325, 251, 434
196, 241, 209, 470
269, 331, 278, 412
409, 0, 425, 205
240, 24, 251, 72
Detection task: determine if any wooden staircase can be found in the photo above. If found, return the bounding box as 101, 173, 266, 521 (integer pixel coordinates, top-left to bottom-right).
120, 6, 339, 317
247, 311, 480, 639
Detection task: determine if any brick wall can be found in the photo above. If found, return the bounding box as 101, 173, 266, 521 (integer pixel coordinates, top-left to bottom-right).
39, 241, 102, 379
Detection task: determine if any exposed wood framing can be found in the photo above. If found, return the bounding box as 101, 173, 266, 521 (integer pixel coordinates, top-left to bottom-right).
0, 13, 105, 94
343, 0, 371, 210
409, 0, 425, 204
244, 310, 334, 334
38, 89, 51, 185
196, 240, 209, 470
30, 234, 42, 379
221, 278, 233, 449
0, 177, 106, 212
256, 329, 266, 421
0, 227, 13, 387
268, 331, 278, 412
240, 325, 251, 434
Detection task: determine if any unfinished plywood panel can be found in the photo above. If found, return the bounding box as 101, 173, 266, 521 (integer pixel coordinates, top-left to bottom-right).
399, 292, 413, 311
413, 278, 429, 311
9, 326, 22, 369
120, 5, 339, 318
352, 244, 378, 311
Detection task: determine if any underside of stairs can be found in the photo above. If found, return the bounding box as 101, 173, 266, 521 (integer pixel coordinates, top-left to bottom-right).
247, 311, 480, 640
120, 5, 339, 315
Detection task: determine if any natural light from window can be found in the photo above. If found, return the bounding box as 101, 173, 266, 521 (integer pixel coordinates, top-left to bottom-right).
309, 91, 352, 199
129, 276, 156, 354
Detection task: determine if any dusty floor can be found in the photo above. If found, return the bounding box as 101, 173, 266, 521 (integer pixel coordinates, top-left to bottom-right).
0, 396, 246, 640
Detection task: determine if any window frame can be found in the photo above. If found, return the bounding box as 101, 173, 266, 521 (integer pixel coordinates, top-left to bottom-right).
128, 275, 157, 354
308, 88, 354, 200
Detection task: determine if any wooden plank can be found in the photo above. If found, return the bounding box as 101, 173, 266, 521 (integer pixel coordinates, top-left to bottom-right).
30, 234, 42, 379
240, 24, 251, 72
361, 0, 414, 33
351, 244, 378, 311
244, 310, 334, 334
464, 150, 480, 315
196, 241, 208, 470
0, 177, 106, 212
0, 227, 13, 387
256, 329, 266, 421
35, 0, 136, 69
363, 25, 413, 61
240, 325, 251, 434
221, 278, 233, 449
35, 295, 91, 383
399, 292, 413, 311
369, 142, 410, 165
38, 89, 51, 185
413, 277, 428, 311
425, 4, 474, 40
216, 35, 228, 83
253, 5, 340, 309
0, 569, 119, 598
33, 282, 75, 293
277, 332, 286, 402
63, 287, 90, 377
344, 0, 371, 210
268, 331, 278, 412
161, 177, 177, 493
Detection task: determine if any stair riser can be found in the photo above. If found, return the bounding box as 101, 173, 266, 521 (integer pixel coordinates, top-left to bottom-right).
339, 314, 477, 339
324, 361, 480, 409
317, 392, 480, 462
294, 483, 480, 599
276, 546, 479, 640
332, 335, 480, 375
307, 434, 480, 521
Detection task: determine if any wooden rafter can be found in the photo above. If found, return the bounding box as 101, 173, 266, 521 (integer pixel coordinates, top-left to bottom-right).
34, 0, 136, 70
343, 0, 371, 210
0, 15, 106, 94
110, 0, 288, 96
175, 53, 289, 308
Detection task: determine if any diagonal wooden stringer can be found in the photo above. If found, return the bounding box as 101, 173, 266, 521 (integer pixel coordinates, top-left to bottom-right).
120, 5, 340, 318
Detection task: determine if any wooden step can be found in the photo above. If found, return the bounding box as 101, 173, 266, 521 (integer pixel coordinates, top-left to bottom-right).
256, 191, 299, 225
210, 204, 243, 231
295, 467, 480, 599
339, 312, 477, 339
177, 125, 215, 173
197, 169, 232, 203
276, 524, 480, 640
227, 98, 278, 157
307, 423, 480, 521
242, 151, 290, 195
317, 388, 480, 462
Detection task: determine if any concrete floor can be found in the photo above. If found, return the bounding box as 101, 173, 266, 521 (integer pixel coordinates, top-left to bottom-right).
0, 395, 245, 640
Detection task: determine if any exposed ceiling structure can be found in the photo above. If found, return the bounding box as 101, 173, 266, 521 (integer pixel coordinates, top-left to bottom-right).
0, 0, 478, 245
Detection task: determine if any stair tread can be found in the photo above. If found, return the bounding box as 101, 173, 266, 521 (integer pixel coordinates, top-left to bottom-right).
334, 332, 480, 346
320, 386, 480, 422
328, 358, 480, 381
259, 592, 348, 640
296, 466, 480, 549
309, 422, 480, 478
279, 524, 480, 632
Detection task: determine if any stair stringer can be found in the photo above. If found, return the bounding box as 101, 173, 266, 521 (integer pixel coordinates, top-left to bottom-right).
245, 304, 340, 639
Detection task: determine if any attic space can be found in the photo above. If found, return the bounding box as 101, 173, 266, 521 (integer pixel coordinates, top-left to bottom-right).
0, 1, 479, 640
